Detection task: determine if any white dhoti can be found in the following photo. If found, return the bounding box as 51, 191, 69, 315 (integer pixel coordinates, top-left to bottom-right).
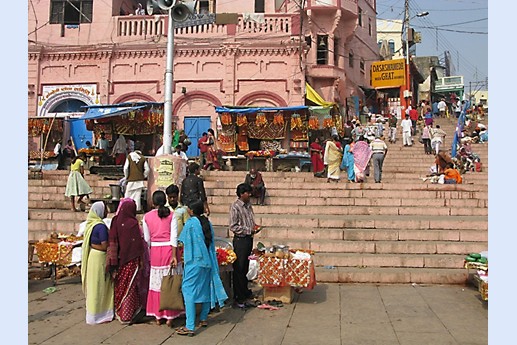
125, 180, 145, 211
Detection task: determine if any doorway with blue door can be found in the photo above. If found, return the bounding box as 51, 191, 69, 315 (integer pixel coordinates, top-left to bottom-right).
184, 116, 211, 158
51, 98, 92, 149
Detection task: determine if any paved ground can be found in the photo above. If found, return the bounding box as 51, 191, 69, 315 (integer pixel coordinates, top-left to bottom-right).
28, 276, 487, 345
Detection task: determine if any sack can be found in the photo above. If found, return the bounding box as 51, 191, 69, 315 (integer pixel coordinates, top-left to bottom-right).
159, 270, 184, 311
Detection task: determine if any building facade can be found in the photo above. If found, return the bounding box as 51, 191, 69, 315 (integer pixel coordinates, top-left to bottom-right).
28, 0, 378, 152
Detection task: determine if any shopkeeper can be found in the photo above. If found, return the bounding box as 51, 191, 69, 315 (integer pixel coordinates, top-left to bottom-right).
229, 183, 262, 306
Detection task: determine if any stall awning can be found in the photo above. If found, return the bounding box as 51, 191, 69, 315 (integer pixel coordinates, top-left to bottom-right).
214, 105, 308, 114
305, 83, 335, 107
79, 102, 163, 120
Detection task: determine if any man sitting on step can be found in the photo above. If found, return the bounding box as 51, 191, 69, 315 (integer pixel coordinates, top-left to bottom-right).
244, 168, 266, 206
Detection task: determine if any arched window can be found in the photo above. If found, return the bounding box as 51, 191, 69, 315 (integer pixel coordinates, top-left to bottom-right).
388, 39, 395, 55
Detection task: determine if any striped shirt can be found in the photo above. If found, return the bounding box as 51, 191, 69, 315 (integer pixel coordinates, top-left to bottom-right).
229, 198, 255, 237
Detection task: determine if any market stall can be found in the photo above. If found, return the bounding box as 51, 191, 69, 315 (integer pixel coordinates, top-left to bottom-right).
32, 233, 83, 285
215, 105, 343, 172
28, 116, 65, 170
256, 245, 316, 304
80, 102, 165, 159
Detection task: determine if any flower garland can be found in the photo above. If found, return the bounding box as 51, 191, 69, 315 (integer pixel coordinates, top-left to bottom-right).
273, 112, 284, 126
255, 112, 267, 127
236, 114, 248, 126
323, 115, 334, 129
221, 112, 232, 126
290, 113, 303, 130
308, 115, 319, 130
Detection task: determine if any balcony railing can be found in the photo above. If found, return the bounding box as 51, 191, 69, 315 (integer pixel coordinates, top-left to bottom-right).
117, 13, 295, 39
307, 0, 358, 14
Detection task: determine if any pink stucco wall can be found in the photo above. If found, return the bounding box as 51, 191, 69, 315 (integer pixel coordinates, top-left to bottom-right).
28, 0, 378, 129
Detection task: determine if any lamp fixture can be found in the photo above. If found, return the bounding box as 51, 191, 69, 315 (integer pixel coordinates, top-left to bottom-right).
416, 11, 429, 17
181, 87, 187, 94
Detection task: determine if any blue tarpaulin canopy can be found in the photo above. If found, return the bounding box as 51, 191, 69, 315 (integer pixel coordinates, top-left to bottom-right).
78, 102, 163, 121
214, 105, 308, 114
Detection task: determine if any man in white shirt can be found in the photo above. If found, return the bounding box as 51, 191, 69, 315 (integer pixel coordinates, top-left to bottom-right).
437, 99, 447, 118
400, 114, 413, 147
370, 136, 388, 183
123, 142, 150, 212
454, 98, 462, 118
172, 144, 188, 161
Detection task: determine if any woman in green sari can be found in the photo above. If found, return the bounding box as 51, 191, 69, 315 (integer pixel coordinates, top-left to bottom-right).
81, 201, 114, 324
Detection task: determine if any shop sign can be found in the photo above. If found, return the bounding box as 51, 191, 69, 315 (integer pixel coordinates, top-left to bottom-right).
370, 59, 406, 88
38, 84, 99, 117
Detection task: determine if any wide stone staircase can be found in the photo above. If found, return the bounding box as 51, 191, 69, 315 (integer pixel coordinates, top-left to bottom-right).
28, 116, 488, 284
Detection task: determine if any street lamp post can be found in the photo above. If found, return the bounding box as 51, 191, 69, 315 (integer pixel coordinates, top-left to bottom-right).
404, 0, 428, 109
163, 10, 175, 154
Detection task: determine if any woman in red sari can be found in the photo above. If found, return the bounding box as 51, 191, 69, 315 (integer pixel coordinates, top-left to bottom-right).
203, 129, 221, 170
106, 199, 146, 324
310, 137, 325, 177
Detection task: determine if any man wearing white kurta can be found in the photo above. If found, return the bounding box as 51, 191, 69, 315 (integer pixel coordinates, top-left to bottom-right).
123, 142, 150, 212
400, 114, 413, 147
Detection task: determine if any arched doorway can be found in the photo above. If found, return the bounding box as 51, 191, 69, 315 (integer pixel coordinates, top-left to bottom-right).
50, 98, 92, 149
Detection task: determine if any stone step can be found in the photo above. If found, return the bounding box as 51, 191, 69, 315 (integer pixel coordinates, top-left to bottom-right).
207, 196, 488, 208
314, 266, 468, 284
246, 226, 487, 243
314, 253, 469, 269
207, 213, 487, 230
246, 237, 487, 255
208, 204, 487, 216
208, 187, 487, 200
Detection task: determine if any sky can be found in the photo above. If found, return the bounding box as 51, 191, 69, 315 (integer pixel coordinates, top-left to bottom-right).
376, 0, 488, 92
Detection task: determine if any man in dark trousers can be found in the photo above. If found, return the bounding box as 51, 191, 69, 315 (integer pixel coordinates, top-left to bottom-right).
229, 183, 262, 307
244, 168, 266, 206
180, 162, 210, 216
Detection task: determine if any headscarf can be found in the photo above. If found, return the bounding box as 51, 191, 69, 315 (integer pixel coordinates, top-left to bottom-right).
81, 202, 106, 293
351, 140, 372, 172
106, 199, 143, 271
112, 134, 127, 154
115, 197, 133, 216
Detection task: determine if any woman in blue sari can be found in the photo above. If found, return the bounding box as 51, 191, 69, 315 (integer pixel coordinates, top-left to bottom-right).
340, 142, 356, 182
176, 200, 227, 336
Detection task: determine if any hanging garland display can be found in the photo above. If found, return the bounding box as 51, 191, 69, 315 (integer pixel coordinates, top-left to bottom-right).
323, 115, 334, 129
236, 114, 248, 127
290, 113, 303, 131
28, 118, 64, 137
255, 112, 267, 127
308, 115, 319, 130
273, 112, 284, 126
220, 112, 232, 126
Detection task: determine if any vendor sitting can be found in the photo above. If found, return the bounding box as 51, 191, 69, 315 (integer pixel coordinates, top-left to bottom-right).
244, 168, 266, 206
443, 162, 463, 184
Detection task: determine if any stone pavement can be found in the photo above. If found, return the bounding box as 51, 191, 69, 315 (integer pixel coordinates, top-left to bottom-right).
28, 277, 487, 345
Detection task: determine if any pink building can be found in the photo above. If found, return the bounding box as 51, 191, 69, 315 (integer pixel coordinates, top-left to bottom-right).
28, 0, 378, 155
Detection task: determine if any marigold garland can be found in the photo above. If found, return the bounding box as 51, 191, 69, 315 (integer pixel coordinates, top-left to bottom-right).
221, 113, 232, 126
323, 115, 334, 129
290, 113, 303, 130
255, 112, 267, 127
236, 114, 248, 126
308, 116, 319, 130
273, 113, 284, 126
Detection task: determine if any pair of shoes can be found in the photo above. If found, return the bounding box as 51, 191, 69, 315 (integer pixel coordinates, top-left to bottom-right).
257, 303, 279, 311
176, 326, 195, 337
265, 299, 284, 307
198, 320, 208, 327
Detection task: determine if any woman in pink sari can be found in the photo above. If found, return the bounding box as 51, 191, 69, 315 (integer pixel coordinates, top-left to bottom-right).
350, 137, 372, 182
143, 190, 184, 326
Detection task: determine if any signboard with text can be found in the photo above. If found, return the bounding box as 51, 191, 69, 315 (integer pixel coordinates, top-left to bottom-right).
370, 59, 406, 89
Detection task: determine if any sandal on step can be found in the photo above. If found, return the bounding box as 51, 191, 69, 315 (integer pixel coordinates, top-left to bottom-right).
199, 320, 208, 327
176, 326, 195, 337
